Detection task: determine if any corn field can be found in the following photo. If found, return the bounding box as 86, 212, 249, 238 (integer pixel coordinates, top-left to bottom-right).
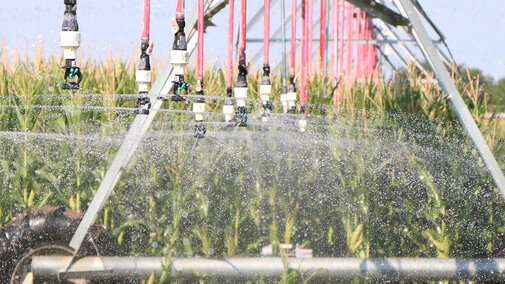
1, 44, 505, 283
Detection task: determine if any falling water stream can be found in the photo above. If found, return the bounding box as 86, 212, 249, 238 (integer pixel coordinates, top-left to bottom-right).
0, 107, 503, 259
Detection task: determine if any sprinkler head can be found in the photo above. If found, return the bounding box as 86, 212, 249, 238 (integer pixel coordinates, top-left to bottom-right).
171, 74, 188, 101
135, 95, 151, 115
235, 106, 248, 127
194, 123, 207, 139
62, 60, 82, 90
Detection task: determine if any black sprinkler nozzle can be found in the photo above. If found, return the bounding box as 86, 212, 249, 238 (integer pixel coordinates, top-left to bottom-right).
235, 106, 248, 127
171, 74, 189, 101
62, 60, 82, 90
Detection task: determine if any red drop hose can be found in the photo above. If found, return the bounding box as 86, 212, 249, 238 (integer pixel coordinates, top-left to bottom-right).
141, 0, 150, 43
332, 0, 338, 81
290, 0, 296, 77
263, 0, 270, 66
319, 0, 326, 71
197, 0, 204, 83
339, 0, 345, 78
176, 0, 185, 18
300, 0, 307, 105
307, 0, 313, 76
346, 3, 354, 80
226, 0, 235, 89
239, 0, 247, 66
355, 8, 362, 77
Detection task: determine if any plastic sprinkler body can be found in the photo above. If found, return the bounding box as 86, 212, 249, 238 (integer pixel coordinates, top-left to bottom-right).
194, 82, 206, 138
60, 0, 82, 90
136, 41, 152, 114
235, 61, 248, 127
223, 87, 235, 123
260, 64, 273, 122
170, 14, 189, 102
286, 75, 297, 113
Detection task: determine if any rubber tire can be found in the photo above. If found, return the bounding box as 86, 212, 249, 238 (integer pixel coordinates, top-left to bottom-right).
0, 206, 123, 283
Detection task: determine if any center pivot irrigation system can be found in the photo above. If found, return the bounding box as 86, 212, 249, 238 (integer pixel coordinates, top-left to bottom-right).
12, 0, 505, 282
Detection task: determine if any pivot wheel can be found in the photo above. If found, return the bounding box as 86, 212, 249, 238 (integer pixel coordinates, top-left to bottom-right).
0, 206, 123, 284
10, 245, 85, 283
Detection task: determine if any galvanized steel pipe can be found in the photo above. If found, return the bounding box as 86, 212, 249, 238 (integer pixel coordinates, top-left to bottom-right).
32, 257, 505, 281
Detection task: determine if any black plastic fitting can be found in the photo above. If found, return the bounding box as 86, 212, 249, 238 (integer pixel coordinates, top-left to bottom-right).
262, 64, 271, 85
62, 0, 78, 32
138, 41, 151, 71
236, 62, 248, 88
173, 17, 187, 51
289, 75, 297, 93
226, 87, 233, 98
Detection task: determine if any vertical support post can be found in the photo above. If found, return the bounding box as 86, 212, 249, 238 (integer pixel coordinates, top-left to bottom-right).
396, 0, 505, 197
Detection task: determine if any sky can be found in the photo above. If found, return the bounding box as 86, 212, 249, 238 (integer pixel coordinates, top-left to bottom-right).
0, 0, 504, 80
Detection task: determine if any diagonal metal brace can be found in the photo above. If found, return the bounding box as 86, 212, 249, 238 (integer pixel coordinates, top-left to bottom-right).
395, 0, 505, 197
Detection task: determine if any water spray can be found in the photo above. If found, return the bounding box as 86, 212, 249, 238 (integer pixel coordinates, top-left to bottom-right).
223, 0, 235, 123
235, 0, 248, 127
170, 0, 189, 102
135, 0, 153, 114
194, 0, 206, 138
260, 0, 272, 122
60, 0, 82, 90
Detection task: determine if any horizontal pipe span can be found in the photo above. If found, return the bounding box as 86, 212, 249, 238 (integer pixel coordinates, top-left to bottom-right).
246, 38, 443, 45
32, 257, 505, 281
